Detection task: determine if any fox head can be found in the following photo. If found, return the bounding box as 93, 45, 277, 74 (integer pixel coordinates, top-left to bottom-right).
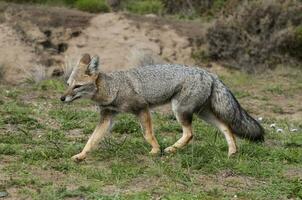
60, 54, 99, 103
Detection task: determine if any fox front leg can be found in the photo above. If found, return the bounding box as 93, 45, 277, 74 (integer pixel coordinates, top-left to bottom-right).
72, 112, 113, 162
138, 108, 161, 155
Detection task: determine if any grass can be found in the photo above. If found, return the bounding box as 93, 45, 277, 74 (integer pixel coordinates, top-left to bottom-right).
1, 0, 110, 13
0, 67, 302, 199
75, 0, 109, 13
124, 0, 163, 15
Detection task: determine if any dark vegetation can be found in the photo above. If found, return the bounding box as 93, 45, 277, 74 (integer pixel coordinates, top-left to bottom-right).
205, 0, 302, 72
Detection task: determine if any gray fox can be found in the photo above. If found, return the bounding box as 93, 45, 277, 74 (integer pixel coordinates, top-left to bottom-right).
60, 54, 264, 162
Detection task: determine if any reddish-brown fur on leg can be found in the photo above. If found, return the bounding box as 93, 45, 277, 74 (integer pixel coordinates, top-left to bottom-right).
138, 109, 160, 155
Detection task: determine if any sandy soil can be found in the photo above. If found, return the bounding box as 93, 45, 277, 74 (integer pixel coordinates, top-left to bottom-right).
65, 13, 197, 72
0, 24, 38, 85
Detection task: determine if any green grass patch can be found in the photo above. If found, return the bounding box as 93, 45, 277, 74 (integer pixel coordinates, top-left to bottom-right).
125, 0, 163, 15
0, 78, 302, 199
75, 0, 109, 13
35, 79, 66, 92
49, 108, 98, 130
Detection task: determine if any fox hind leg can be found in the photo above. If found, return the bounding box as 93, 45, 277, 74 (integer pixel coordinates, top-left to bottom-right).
199, 110, 237, 157
164, 103, 193, 154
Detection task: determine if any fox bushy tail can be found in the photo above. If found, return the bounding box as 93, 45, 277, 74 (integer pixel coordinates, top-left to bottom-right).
210, 79, 264, 142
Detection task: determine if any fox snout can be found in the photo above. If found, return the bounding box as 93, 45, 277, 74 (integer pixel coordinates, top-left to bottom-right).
60, 96, 66, 102
60, 94, 70, 102
60, 89, 77, 103
60, 93, 78, 103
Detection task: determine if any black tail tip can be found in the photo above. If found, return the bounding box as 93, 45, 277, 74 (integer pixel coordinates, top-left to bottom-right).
249, 133, 265, 143
253, 135, 265, 143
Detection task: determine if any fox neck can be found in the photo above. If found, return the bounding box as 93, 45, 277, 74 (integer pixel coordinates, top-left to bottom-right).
91, 73, 118, 106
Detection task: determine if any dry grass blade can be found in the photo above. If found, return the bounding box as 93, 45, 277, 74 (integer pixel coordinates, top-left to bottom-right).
23, 64, 48, 84
62, 56, 77, 82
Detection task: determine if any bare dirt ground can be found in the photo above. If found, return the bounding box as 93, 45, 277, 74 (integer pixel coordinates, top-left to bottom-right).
65, 12, 202, 72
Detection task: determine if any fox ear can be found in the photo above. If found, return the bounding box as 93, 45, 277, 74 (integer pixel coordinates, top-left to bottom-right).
80, 53, 91, 65
86, 55, 99, 75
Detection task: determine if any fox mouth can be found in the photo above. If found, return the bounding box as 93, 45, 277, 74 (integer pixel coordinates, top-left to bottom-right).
61, 95, 81, 103
70, 95, 81, 102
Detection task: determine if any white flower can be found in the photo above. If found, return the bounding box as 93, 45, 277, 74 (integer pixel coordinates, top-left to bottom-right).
290, 128, 298, 132
276, 128, 283, 133
270, 123, 276, 128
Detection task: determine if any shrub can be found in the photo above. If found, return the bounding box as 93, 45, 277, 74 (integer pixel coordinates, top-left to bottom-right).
205, 0, 302, 72
106, 0, 121, 11
126, 0, 163, 15
161, 0, 227, 16
75, 0, 109, 13
286, 25, 302, 60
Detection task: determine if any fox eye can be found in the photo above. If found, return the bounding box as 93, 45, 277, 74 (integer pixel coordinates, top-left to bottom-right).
73, 85, 82, 89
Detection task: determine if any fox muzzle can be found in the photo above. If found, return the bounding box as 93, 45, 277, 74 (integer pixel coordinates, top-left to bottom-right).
60, 96, 66, 102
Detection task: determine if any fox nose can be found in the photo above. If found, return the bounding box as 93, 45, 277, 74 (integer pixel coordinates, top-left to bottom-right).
60, 96, 66, 102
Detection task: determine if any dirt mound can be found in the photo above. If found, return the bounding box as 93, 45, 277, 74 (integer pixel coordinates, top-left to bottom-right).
65, 13, 202, 72
0, 3, 93, 83
4, 3, 92, 66
0, 23, 37, 84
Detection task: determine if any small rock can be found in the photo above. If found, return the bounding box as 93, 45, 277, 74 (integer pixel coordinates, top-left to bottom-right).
257, 117, 263, 122
145, 14, 157, 18
234, 194, 238, 198
276, 128, 284, 133
270, 123, 276, 128
290, 128, 298, 132
0, 191, 8, 198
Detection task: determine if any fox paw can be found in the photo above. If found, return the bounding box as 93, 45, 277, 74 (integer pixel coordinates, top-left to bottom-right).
164, 146, 177, 154
71, 153, 86, 162
228, 149, 237, 158
149, 148, 160, 155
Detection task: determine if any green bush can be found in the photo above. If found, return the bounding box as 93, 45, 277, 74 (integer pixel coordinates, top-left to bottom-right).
75, 0, 109, 13
1, 0, 76, 5
126, 0, 163, 15
161, 0, 227, 16
291, 25, 302, 60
